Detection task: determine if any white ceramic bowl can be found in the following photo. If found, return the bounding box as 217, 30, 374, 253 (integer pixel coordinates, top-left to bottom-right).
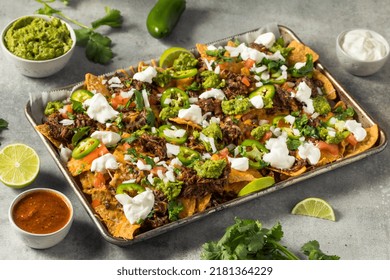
1, 15, 76, 78
336, 29, 389, 76
8, 188, 74, 249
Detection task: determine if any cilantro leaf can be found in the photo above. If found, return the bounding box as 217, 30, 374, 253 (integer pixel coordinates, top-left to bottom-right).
91, 6, 123, 29
301, 240, 340, 260
290, 54, 314, 78
145, 108, 156, 127
201, 218, 340, 260
0, 118, 8, 129
85, 32, 113, 64
75, 28, 93, 47
134, 90, 144, 111
35, 2, 60, 16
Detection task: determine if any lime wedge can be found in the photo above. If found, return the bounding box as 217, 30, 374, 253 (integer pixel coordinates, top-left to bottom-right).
238, 176, 275, 197
0, 143, 40, 188
291, 197, 336, 221
159, 47, 193, 68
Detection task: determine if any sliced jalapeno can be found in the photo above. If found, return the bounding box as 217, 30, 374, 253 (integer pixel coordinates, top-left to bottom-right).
116, 183, 145, 195
158, 124, 188, 144
70, 89, 94, 103
171, 68, 198, 79
249, 84, 275, 109
72, 137, 100, 159
160, 87, 189, 108
240, 139, 269, 170
249, 84, 275, 100
241, 139, 268, 153
177, 146, 201, 166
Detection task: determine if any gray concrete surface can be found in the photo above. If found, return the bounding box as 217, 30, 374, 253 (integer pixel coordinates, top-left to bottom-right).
0, 0, 389, 260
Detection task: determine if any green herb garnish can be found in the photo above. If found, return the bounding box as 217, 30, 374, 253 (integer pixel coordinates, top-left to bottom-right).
35, 0, 123, 64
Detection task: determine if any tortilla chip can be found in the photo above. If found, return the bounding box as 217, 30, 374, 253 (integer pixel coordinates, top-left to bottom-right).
175, 77, 195, 90
169, 117, 202, 130
179, 197, 196, 219
225, 181, 249, 194
112, 215, 141, 239
345, 124, 379, 157
287, 40, 319, 65
94, 205, 140, 240
317, 152, 340, 166
313, 70, 337, 100
79, 171, 95, 194
35, 124, 62, 148
228, 168, 262, 183
268, 166, 307, 177
138, 61, 149, 72
197, 193, 212, 212
196, 43, 215, 61
67, 157, 91, 176
85, 73, 110, 97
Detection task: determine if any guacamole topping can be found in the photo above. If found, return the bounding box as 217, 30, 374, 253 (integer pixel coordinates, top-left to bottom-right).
4, 16, 73, 60
194, 159, 227, 179
221, 96, 252, 115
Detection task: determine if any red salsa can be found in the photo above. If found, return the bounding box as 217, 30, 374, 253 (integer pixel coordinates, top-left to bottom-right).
12, 190, 71, 234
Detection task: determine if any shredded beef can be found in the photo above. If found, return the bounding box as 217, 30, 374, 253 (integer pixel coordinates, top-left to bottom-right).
221, 117, 243, 145
122, 110, 148, 133
179, 164, 231, 198
272, 85, 301, 112
197, 98, 223, 116
139, 133, 167, 159
46, 113, 100, 147
220, 69, 250, 99
141, 190, 169, 231
186, 136, 207, 154
248, 42, 269, 53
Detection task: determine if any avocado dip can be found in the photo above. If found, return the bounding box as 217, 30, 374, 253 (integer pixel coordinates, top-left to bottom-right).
4, 16, 73, 60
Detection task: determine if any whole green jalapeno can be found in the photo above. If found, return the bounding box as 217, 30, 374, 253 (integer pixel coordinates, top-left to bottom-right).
146, 0, 186, 39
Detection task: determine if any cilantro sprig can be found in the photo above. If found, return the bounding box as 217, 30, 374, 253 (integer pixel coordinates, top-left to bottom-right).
0, 118, 8, 146
35, 0, 123, 64
201, 218, 340, 260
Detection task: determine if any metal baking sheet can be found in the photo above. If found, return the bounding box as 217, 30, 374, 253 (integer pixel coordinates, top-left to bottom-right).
25, 24, 388, 246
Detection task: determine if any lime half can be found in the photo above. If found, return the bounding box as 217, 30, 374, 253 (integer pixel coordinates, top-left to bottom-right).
238, 176, 275, 197
159, 47, 193, 68
291, 197, 336, 221
0, 143, 40, 188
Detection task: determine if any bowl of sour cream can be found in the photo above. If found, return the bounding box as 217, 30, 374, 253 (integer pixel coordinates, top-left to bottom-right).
336, 29, 389, 76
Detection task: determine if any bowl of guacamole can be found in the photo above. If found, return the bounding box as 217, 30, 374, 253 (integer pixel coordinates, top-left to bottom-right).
1, 15, 76, 78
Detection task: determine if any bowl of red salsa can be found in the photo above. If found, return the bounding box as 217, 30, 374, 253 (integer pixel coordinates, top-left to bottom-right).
8, 188, 73, 249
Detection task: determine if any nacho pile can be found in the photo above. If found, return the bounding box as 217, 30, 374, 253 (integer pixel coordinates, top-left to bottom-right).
37, 32, 378, 240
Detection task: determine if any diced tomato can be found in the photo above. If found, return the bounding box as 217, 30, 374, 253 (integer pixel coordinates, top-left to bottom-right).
82, 144, 109, 164
281, 82, 294, 93
91, 199, 101, 208
244, 59, 256, 69
93, 172, 106, 189
122, 142, 131, 151
261, 131, 273, 143
317, 141, 339, 156
241, 76, 251, 87
346, 133, 358, 146
211, 147, 229, 162
150, 166, 167, 175
111, 94, 129, 109
61, 104, 73, 119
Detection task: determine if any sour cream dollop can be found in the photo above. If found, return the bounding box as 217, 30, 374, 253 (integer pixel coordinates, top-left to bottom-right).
342, 30, 387, 61
115, 188, 155, 224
